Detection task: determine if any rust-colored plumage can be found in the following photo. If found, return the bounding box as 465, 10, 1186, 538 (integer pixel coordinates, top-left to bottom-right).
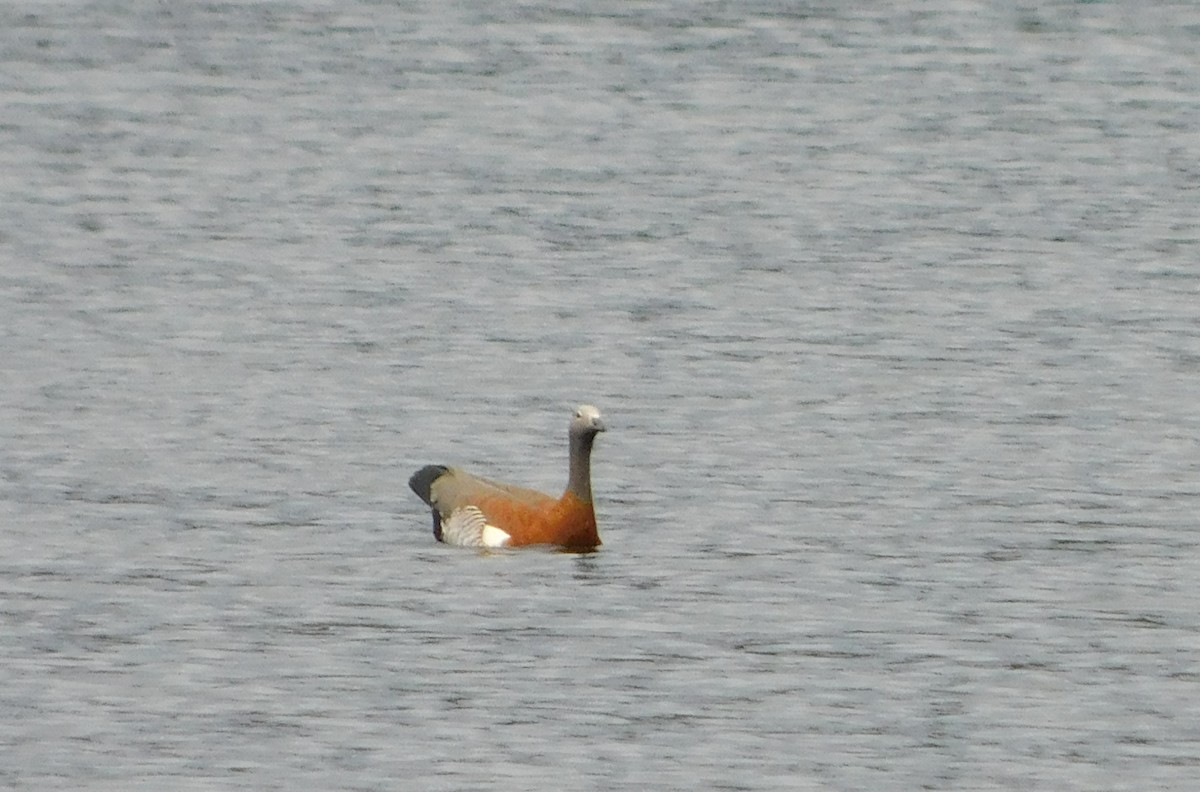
409, 405, 606, 550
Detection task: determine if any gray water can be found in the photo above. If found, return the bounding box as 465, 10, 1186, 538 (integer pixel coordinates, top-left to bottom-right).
3, 2, 1199, 789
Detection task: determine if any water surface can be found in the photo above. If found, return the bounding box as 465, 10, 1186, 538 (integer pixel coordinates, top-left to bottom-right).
2, 2, 1199, 790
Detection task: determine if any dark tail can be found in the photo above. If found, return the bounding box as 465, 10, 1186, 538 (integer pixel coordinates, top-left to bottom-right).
409, 465, 448, 542
408, 464, 447, 505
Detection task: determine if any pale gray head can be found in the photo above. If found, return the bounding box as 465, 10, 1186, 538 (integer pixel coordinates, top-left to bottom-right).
570, 404, 606, 438
566, 405, 605, 501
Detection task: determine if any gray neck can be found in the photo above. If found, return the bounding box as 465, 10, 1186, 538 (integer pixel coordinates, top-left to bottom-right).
566, 431, 595, 502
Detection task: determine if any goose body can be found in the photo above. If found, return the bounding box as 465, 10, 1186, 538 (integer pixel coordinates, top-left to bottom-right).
409, 405, 606, 550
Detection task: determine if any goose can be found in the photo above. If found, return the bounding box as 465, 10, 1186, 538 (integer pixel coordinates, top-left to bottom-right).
409, 405, 606, 550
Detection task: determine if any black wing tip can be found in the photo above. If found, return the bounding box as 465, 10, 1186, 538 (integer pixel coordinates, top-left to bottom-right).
408, 464, 448, 505
409, 464, 448, 541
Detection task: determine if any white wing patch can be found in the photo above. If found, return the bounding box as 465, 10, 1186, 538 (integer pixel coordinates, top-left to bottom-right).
441, 506, 511, 548
481, 524, 511, 548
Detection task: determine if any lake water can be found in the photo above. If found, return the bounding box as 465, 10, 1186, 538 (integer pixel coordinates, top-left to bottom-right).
2, 2, 1199, 789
